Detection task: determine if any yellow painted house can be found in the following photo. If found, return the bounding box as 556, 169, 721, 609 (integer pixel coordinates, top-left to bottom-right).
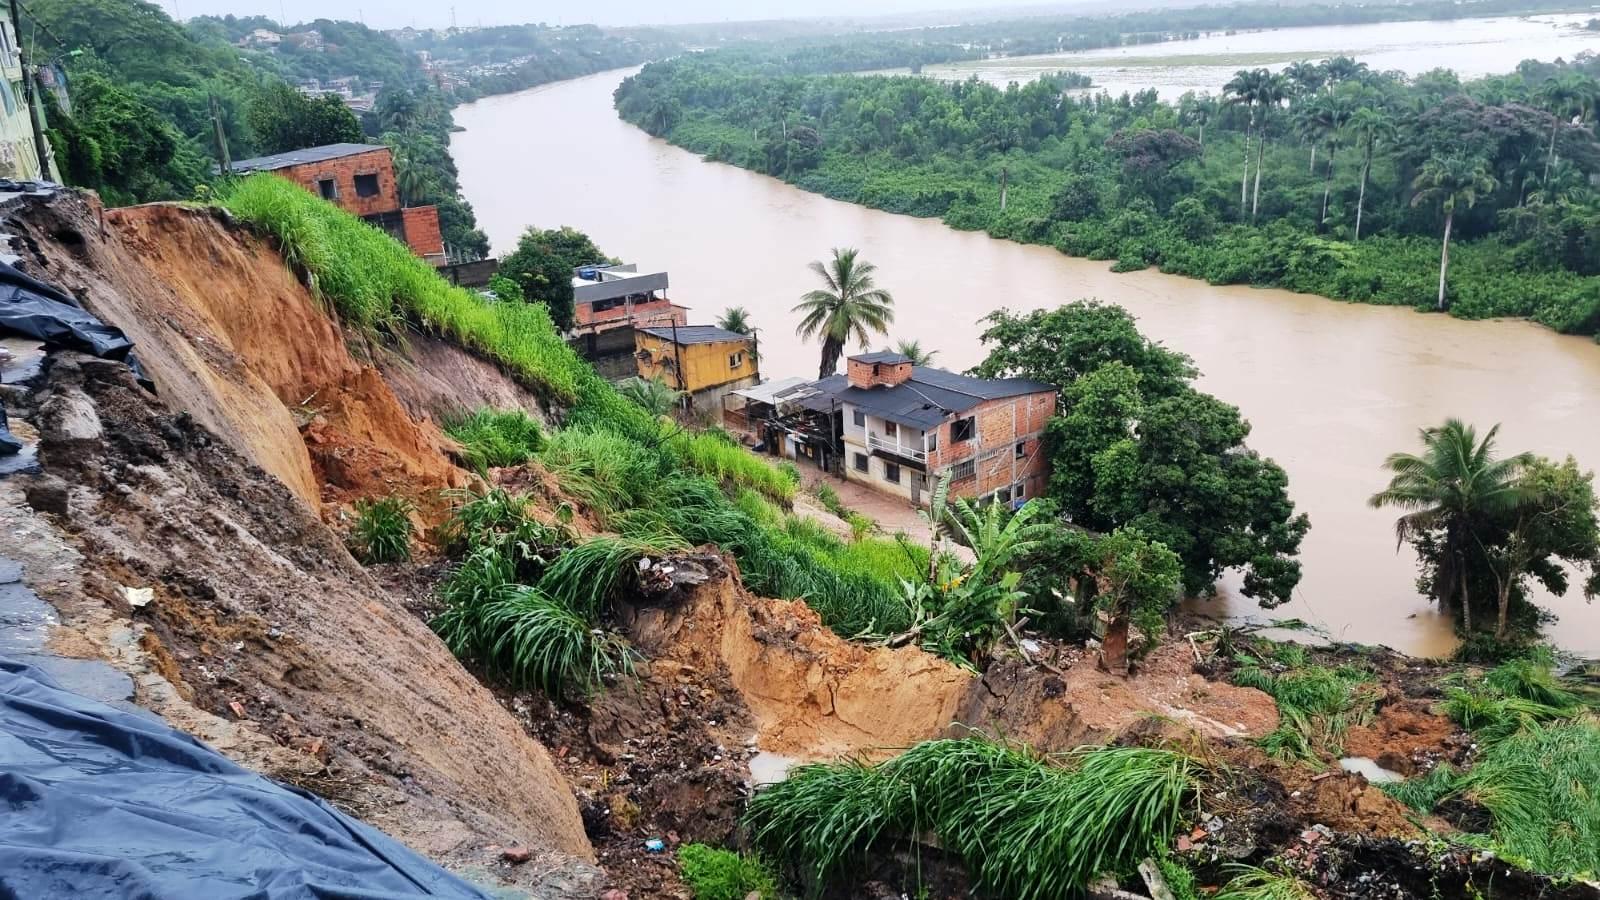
634, 325, 759, 415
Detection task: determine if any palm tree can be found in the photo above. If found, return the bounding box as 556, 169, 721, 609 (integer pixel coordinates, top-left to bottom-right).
1369, 420, 1532, 634
793, 248, 896, 378
617, 376, 684, 417
1322, 56, 1370, 86
1345, 105, 1394, 240
1538, 74, 1586, 185
1283, 61, 1326, 99
1224, 69, 1265, 215
716, 306, 753, 334
1308, 92, 1356, 228
1410, 156, 1498, 312
1245, 73, 1288, 222
892, 339, 938, 366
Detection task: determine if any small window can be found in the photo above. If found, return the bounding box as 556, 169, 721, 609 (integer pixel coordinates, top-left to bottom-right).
728, 351, 744, 369
1015, 441, 1026, 459
353, 172, 380, 197
853, 453, 869, 473
883, 421, 897, 438
0, 81, 13, 116
951, 459, 976, 480
926, 430, 938, 452
317, 178, 337, 200
951, 417, 976, 443
995, 486, 1012, 505
1014, 481, 1025, 500
852, 409, 865, 427
884, 463, 901, 484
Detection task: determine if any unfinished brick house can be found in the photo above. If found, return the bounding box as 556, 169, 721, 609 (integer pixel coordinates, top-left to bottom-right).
782, 351, 1056, 507
228, 143, 446, 265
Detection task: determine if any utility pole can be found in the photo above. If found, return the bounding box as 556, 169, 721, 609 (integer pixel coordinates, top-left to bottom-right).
9, 0, 53, 183
209, 93, 230, 174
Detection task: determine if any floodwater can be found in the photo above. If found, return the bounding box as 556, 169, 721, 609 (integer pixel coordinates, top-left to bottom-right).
916, 14, 1597, 98
452, 65, 1600, 658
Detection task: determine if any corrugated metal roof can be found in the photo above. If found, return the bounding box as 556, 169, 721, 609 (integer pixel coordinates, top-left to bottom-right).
573, 271, 668, 303
730, 376, 810, 406
909, 367, 1055, 400
638, 325, 751, 345
229, 143, 390, 173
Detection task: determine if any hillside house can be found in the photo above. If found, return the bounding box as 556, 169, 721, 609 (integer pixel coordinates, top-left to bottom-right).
634, 325, 759, 416
782, 352, 1056, 507
227, 144, 446, 265
0, 10, 55, 182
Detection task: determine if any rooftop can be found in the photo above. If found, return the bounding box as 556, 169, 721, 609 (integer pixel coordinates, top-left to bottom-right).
851, 350, 912, 365
228, 143, 390, 173
791, 366, 1054, 430
638, 325, 752, 345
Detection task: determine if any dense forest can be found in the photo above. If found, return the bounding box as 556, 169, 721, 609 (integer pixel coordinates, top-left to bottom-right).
615, 46, 1600, 334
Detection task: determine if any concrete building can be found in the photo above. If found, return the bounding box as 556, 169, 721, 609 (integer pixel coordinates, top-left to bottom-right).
781, 352, 1056, 507
0, 10, 55, 183
227, 144, 446, 265
634, 325, 759, 416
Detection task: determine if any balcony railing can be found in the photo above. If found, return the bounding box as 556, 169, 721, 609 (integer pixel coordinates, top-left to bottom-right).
866, 431, 927, 462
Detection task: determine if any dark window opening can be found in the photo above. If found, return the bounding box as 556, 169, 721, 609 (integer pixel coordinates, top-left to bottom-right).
317, 178, 337, 200
1015, 441, 1026, 459
884, 463, 901, 484
995, 486, 1012, 505
353, 173, 380, 197
951, 417, 976, 443
853, 453, 869, 473
852, 409, 865, 427
884, 421, 897, 438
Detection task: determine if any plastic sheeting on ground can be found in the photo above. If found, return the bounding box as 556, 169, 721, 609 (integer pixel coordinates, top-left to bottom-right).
0, 657, 493, 900
0, 260, 150, 407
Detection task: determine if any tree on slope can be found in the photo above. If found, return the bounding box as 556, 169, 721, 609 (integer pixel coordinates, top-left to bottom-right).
793, 248, 895, 378
1410, 155, 1497, 312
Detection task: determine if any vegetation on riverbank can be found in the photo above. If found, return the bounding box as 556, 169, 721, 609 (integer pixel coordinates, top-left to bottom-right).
615, 49, 1600, 336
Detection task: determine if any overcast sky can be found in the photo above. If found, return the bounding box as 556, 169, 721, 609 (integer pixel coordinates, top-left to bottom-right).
163, 0, 1073, 29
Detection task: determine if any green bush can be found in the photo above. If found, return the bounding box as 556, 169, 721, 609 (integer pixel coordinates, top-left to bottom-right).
1459, 720, 1600, 876
677, 844, 781, 900
1231, 656, 1379, 763
745, 736, 1196, 897
443, 408, 544, 470
351, 495, 414, 564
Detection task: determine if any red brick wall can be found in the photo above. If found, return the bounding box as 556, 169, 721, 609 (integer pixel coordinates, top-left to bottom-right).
575, 297, 680, 331
401, 205, 445, 263
846, 357, 912, 388
276, 148, 400, 218
927, 390, 1057, 501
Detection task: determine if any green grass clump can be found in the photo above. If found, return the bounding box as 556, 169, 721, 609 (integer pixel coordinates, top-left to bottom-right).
1458, 719, 1600, 877
351, 495, 414, 563
537, 534, 690, 618
677, 843, 782, 900
1380, 763, 1461, 811
443, 407, 544, 471
1213, 864, 1316, 900
1232, 655, 1379, 763
482, 586, 633, 694
745, 736, 1196, 897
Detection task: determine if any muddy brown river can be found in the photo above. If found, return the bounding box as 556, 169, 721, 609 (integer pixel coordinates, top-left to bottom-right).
452, 68, 1600, 657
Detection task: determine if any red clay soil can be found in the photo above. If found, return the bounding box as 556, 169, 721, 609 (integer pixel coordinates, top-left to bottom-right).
99, 202, 468, 515
1342, 698, 1465, 776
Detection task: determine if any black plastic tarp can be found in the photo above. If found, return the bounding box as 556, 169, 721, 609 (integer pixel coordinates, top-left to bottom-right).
0, 260, 150, 409
0, 657, 494, 900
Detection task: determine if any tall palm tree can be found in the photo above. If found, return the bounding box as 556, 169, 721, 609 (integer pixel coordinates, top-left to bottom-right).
1410, 156, 1498, 312
716, 306, 753, 334
1283, 61, 1326, 99
1309, 92, 1356, 228
1224, 69, 1265, 215
1250, 72, 1289, 222
1345, 105, 1394, 240
1322, 56, 1369, 86
793, 248, 896, 378
1538, 74, 1586, 185
891, 339, 938, 366
1369, 420, 1532, 634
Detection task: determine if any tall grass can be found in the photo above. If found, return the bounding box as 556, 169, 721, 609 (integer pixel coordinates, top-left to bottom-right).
1458, 719, 1600, 877
483, 586, 634, 694
676, 843, 782, 900
538, 534, 689, 618
443, 407, 544, 470
1213, 865, 1317, 900
350, 495, 414, 563
745, 735, 1197, 896
1232, 656, 1379, 763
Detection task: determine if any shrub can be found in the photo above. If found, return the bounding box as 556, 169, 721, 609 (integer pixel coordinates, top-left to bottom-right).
538, 535, 689, 618
351, 495, 414, 563
1458, 720, 1600, 876
482, 586, 633, 695
746, 736, 1197, 897
443, 407, 544, 470
677, 844, 782, 900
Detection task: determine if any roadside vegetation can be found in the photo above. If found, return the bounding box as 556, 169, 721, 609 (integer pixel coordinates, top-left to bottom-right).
616, 49, 1600, 336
